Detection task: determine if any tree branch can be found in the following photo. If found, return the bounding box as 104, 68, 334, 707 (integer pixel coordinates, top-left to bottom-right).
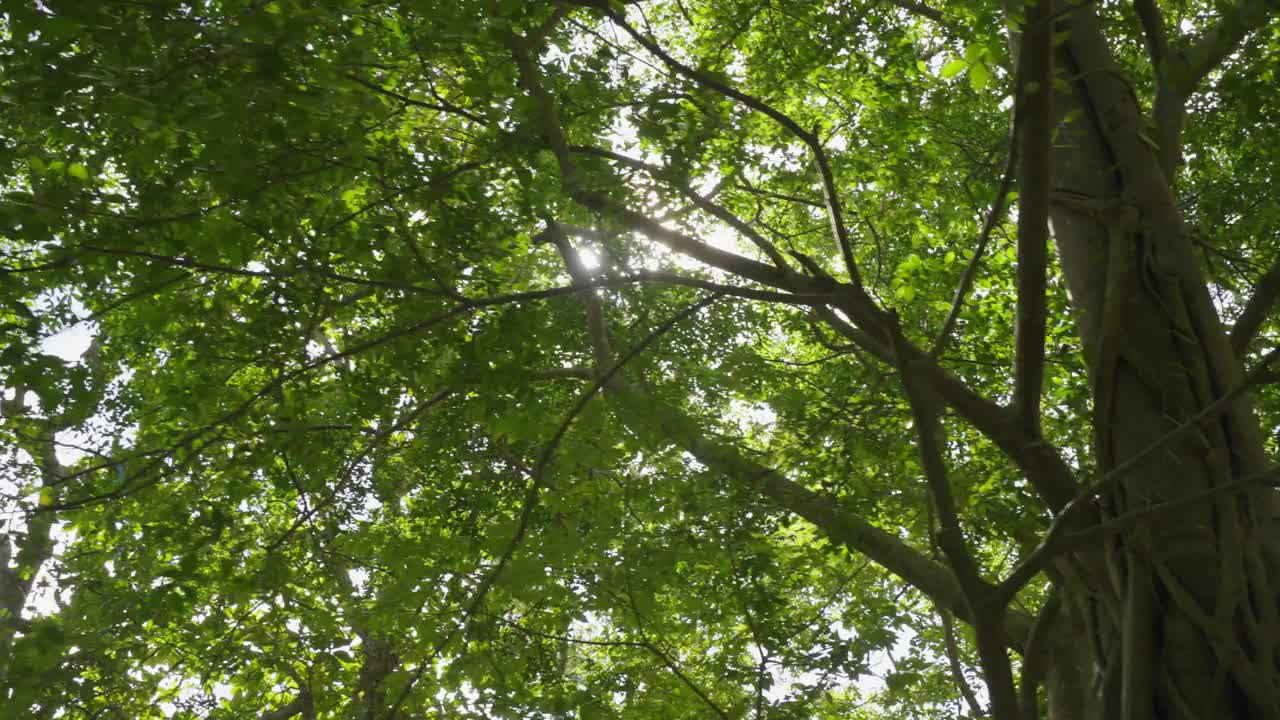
1134, 0, 1169, 73
933, 126, 1018, 357
888, 0, 946, 23
573, 0, 864, 287
1171, 0, 1280, 96
1137, 0, 1181, 176
515, 10, 1080, 539
1230, 253, 1280, 356
569, 145, 792, 268
1, 380, 79, 666
530, 366, 596, 381
77, 244, 452, 297
550, 221, 616, 370
1153, 0, 1279, 173
510, 33, 821, 296
260, 692, 311, 720
625, 378, 1031, 645
940, 608, 986, 718
354, 633, 398, 720
621, 577, 734, 720
893, 323, 1021, 720
734, 178, 822, 208
550, 165, 1031, 650
554, 222, 1009, 640
820, 308, 1082, 511
1012, 0, 1054, 432
343, 72, 486, 124
575, 190, 828, 292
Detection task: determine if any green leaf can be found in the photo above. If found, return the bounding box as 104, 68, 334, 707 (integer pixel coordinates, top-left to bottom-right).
969, 63, 991, 91
940, 58, 967, 79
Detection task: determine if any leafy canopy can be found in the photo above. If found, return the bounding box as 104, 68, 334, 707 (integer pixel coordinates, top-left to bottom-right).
1, 0, 1278, 718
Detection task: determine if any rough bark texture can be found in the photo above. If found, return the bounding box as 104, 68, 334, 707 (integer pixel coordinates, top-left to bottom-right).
1045, 6, 1280, 717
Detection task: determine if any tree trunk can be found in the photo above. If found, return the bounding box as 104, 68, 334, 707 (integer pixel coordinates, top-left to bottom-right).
1045, 7, 1280, 717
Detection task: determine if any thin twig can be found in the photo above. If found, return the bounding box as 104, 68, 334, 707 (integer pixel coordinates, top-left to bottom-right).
569, 145, 792, 268
932, 138, 1018, 357
575, 0, 863, 286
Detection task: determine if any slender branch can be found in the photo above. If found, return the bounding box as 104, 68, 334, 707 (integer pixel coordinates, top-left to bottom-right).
573, 0, 864, 286
1153, 561, 1278, 712
643, 638, 732, 719
264, 389, 454, 554
1012, 0, 1053, 432
550, 221, 618, 370
1230, 253, 1280, 356
477, 610, 647, 648
1170, 0, 1280, 97
552, 222, 612, 243
1133, 0, 1169, 73
0, 388, 68, 660
883, 0, 974, 45
576, 190, 825, 292
888, 0, 946, 23
1064, 463, 1280, 546
621, 577, 734, 720
342, 73, 486, 123
260, 692, 310, 720
933, 131, 1018, 357
569, 145, 792, 268
77, 245, 452, 297
734, 178, 822, 208
50, 278, 681, 505
940, 609, 986, 717
530, 367, 595, 381
892, 320, 1021, 720
510, 29, 820, 294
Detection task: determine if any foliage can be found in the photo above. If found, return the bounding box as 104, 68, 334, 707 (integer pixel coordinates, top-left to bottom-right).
2, 0, 1279, 718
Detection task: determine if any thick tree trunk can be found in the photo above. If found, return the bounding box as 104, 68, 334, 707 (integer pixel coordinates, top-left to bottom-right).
1044, 7, 1280, 717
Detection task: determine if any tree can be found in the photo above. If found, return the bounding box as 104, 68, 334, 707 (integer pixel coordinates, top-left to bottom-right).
2, 0, 1279, 716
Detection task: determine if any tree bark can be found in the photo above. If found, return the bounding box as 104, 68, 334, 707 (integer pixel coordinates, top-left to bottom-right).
1045, 5, 1280, 717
